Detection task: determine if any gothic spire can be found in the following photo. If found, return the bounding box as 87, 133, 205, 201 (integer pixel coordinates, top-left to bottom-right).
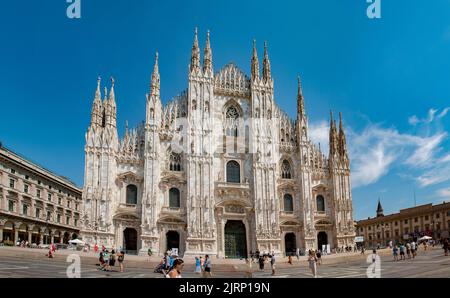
95, 76, 101, 100
262, 41, 271, 82
190, 27, 201, 73
109, 77, 115, 103
297, 75, 306, 118
376, 198, 384, 217
203, 30, 213, 74
103, 86, 108, 106
329, 111, 338, 157
338, 112, 348, 157
251, 39, 260, 81
150, 52, 160, 97
90, 76, 103, 127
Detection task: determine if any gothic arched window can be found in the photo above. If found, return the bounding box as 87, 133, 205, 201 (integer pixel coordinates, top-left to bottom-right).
126, 184, 138, 205
281, 160, 292, 179
169, 188, 180, 208
284, 194, 294, 212
169, 152, 182, 171
225, 106, 239, 137
316, 195, 325, 212
226, 160, 240, 183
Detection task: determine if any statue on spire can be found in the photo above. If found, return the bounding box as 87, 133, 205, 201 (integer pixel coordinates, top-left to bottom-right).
203, 30, 213, 74
251, 39, 260, 81
262, 41, 271, 82
190, 27, 201, 73
150, 52, 160, 97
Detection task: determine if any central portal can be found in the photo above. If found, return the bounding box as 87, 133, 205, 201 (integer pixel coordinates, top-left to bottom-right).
123, 228, 138, 255
224, 220, 247, 259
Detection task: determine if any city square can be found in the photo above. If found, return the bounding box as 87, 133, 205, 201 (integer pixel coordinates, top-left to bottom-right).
0, 245, 448, 278
1, 0, 450, 282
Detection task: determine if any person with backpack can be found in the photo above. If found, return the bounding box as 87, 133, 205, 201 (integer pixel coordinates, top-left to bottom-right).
99, 250, 105, 269
109, 250, 116, 271
117, 251, 125, 272
203, 254, 212, 278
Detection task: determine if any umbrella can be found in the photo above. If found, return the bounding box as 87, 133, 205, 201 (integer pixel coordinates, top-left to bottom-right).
418, 236, 432, 241
69, 239, 85, 245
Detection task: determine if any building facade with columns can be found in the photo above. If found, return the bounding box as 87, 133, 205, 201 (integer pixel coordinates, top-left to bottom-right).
356, 200, 450, 248
0, 144, 82, 246
81, 29, 355, 257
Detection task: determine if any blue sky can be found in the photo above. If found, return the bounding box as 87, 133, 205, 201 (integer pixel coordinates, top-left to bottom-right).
1, 0, 450, 220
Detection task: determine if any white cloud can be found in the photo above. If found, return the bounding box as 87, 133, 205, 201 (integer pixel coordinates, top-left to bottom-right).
438, 107, 450, 118
408, 107, 449, 126
309, 121, 329, 153
436, 187, 450, 198
404, 133, 447, 168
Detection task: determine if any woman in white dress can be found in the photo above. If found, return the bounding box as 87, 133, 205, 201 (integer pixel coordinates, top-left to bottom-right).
307, 250, 318, 278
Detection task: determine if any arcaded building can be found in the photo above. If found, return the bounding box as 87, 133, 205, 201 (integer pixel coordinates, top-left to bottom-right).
0, 144, 82, 245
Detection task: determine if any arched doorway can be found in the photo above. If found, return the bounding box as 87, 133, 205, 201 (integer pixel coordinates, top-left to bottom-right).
224, 220, 247, 259
3, 221, 14, 242
123, 228, 138, 255
18, 224, 27, 243
317, 231, 328, 251
63, 232, 70, 244
284, 233, 296, 256
166, 231, 180, 253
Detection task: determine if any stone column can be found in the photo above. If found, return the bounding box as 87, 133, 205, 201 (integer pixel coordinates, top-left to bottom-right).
0, 227, 3, 242
39, 233, 44, 245
14, 222, 21, 244
50, 231, 55, 244
60, 231, 64, 244
27, 231, 32, 244
14, 229, 19, 244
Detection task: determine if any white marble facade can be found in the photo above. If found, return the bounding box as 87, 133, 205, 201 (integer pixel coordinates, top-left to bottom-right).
80, 29, 355, 257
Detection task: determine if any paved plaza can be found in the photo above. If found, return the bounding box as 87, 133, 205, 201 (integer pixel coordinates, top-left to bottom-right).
0, 246, 448, 278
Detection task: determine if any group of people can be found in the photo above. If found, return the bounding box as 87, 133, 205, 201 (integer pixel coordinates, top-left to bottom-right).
98, 248, 125, 272
154, 253, 212, 278
392, 241, 418, 261
194, 255, 213, 277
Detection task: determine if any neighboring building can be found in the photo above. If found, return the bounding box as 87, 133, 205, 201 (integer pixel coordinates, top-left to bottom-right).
81, 29, 355, 256
0, 144, 82, 245
356, 200, 450, 248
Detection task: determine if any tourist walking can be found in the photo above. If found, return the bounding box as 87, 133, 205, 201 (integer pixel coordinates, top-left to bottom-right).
270, 253, 276, 276
307, 250, 318, 278
411, 241, 417, 258
399, 244, 406, 260
288, 255, 293, 265
103, 250, 110, 271
117, 251, 125, 272
203, 255, 212, 278
393, 245, 399, 261
406, 243, 411, 259
443, 238, 449, 256
258, 254, 265, 271
109, 250, 116, 271
167, 259, 184, 278
194, 257, 201, 274
316, 250, 322, 265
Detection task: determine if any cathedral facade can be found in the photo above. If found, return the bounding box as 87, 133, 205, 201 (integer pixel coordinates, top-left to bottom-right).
80, 29, 355, 257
